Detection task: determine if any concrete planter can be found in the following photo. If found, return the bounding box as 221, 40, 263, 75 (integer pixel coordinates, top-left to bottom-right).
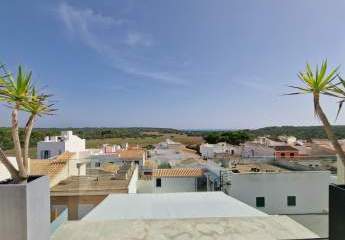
0, 176, 50, 240
329, 184, 345, 240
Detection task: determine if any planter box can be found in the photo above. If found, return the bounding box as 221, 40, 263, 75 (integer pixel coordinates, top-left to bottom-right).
0, 176, 50, 240
329, 184, 345, 240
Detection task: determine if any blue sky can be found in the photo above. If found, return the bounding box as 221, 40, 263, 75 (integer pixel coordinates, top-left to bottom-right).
1, 0, 345, 129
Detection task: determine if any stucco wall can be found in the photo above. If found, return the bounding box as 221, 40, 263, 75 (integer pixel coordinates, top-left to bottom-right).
153, 177, 197, 193
227, 171, 330, 214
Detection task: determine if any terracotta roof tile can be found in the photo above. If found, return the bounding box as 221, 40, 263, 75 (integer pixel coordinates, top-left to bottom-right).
153, 168, 204, 177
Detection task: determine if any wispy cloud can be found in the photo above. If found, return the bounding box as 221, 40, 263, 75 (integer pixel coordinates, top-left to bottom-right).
56, 2, 188, 86
125, 32, 154, 47
232, 75, 276, 93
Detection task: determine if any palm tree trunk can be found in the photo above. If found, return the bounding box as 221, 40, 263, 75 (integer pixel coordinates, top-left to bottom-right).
11, 104, 27, 179
0, 147, 20, 180
23, 115, 35, 171
314, 95, 345, 183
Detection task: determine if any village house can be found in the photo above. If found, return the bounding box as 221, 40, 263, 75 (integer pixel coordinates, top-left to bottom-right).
274, 145, 299, 159
200, 142, 240, 159
137, 168, 205, 193
37, 131, 85, 159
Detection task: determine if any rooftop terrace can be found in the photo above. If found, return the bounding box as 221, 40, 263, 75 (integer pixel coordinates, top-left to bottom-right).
52, 216, 318, 240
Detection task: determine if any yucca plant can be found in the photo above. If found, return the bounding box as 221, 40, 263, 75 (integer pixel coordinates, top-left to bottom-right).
21, 88, 56, 169
0, 63, 56, 182
287, 60, 345, 182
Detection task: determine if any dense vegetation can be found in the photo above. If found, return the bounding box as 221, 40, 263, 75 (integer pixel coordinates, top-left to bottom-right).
203, 131, 252, 145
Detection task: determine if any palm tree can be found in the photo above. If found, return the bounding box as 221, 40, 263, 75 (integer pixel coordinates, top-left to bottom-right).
0, 63, 21, 180
21, 88, 56, 169
0, 66, 33, 179
0, 64, 56, 182
288, 60, 345, 182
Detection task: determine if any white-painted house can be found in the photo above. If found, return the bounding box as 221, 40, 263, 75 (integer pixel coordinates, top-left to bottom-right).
37, 131, 86, 159
200, 142, 240, 159
137, 168, 205, 193
225, 168, 330, 214
88, 149, 146, 169
157, 139, 182, 149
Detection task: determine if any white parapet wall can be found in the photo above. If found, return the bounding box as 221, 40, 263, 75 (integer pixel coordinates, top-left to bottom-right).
128, 165, 138, 193
226, 171, 330, 214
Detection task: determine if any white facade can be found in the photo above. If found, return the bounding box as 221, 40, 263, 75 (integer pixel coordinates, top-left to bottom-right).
226, 171, 330, 214
200, 142, 240, 159
37, 131, 86, 159
153, 177, 198, 193
137, 177, 200, 193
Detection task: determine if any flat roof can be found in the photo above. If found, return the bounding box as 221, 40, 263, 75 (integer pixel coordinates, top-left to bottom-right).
230, 163, 288, 173
52, 216, 318, 240
83, 192, 267, 220
50, 176, 130, 196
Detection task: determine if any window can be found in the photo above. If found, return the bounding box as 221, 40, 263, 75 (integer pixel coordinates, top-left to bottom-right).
95, 162, 101, 167
256, 197, 265, 207
156, 178, 162, 187
281, 153, 285, 157
290, 153, 294, 157
41, 150, 50, 159
287, 196, 296, 206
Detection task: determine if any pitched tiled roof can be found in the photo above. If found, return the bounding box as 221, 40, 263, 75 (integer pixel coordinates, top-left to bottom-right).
29, 152, 75, 178
52, 152, 76, 163
153, 168, 204, 177
29, 160, 65, 178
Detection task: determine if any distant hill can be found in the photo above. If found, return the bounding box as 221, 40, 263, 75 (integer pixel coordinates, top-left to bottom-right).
184, 125, 345, 140
249, 125, 345, 140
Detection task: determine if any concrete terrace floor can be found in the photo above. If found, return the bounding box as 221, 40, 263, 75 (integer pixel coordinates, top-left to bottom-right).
51, 216, 319, 240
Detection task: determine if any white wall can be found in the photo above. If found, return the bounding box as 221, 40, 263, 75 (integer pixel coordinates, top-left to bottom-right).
153, 177, 197, 193
137, 179, 154, 193
37, 141, 65, 159
200, 143, 240, 158
226, 171, 330, 214
128, 165, 138, 193
37, 131, 85, 159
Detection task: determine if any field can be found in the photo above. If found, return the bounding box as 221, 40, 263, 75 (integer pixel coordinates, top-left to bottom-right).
86, 133, 204, 148
4, 133, 204, 159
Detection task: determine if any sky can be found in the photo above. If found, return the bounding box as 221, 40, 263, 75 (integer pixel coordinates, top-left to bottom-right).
1, 0, 345, 129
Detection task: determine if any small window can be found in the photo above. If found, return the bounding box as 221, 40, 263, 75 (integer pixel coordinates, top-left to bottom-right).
290, 153, 294, 157
281, 153, 286, 157
287, 196, 296, 206
95, 162, 101, 167
256, 197, 265, 207
156, 178, 162, 187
